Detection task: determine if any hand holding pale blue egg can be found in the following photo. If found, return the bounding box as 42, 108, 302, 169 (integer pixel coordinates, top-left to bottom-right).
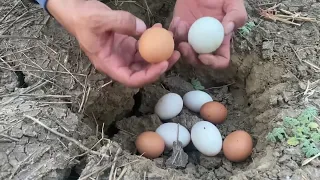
188, 17, 225, 54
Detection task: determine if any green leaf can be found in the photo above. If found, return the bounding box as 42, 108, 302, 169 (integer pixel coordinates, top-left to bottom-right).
310, 132, 320, 142
287, 137, 299, 146
302, 142, 320, 158
298, 107, 318, 123
308, 122, 319, 129
267, 128, 287, 142
191, 78, 205, 90
301, 139, 311, 147
283, 117, 299, 127
239, 21, 256, 35
266, 132, 277, 142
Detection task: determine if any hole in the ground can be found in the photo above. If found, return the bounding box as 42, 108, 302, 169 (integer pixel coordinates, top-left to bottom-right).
105, 120, 119, 138
15, 71, 28, 88
66, 166, 80, 180
126, 90, 143, 117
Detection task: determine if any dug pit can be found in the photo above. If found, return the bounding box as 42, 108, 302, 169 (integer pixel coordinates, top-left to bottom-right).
0, 0, 319, 180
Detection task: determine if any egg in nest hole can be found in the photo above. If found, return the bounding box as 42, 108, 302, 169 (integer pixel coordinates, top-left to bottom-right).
200, 101, 227, 124
223, 130, 253, 162
135, 131, 165, 159
138, 27, 174, 63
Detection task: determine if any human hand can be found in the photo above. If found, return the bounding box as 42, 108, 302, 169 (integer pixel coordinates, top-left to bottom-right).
169, 0, 247, 69
47, 0, 180, 87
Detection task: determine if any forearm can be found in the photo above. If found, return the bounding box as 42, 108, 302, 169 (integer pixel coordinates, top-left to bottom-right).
37, 0, 84, 35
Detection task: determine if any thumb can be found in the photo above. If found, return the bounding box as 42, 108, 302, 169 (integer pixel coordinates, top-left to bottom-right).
105, 10, 147, 36
221, 0, 248, 35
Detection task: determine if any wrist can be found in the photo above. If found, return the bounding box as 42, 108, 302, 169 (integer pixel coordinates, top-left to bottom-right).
47, 0, 84, 35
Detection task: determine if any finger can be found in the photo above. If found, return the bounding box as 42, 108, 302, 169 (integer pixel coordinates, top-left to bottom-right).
167, 50, 181, 70
152, 23, 173, 37
222, 0, 248, 35
198, 35, 231, 69
168, 17, 180, 34
123, 62, 169, 87
174, 20, 189, 44
105, 10, 147, 36
178, 42, 200, 66
152, 23, 163, 28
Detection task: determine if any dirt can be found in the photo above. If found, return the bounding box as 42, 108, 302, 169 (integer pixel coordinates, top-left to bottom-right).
0, 0, 320, 180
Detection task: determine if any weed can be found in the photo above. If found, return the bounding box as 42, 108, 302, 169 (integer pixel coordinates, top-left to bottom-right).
191, 78, 205, 90
266, 107, 320, 158
239, 21, 256, 36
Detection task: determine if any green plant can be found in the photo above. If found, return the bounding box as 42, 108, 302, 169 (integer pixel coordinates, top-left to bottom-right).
239, 21, 255, 36
266, 127, 287, 142
266, 107, 320, 158
191, 78, 205, 90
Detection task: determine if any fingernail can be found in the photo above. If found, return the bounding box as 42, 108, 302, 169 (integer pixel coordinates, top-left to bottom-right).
224, 22, 235, 35
136, 18, 147, 34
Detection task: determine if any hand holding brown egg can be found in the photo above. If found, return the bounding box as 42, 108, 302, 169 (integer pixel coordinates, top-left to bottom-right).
139, 26, 175, 64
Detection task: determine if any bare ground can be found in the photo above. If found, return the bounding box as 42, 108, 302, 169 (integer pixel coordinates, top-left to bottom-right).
0, 0, 319, 180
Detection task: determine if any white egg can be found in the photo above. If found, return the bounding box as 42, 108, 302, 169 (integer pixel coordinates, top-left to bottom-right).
155, 93, 183, 120
188, 17, 224, 54
183, 90, 213, 112
191, 121, 222, 156
156, 123, 190, 149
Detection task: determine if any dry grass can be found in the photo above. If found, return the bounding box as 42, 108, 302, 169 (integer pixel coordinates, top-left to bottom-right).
0, 1, 149, 178
0, 1, 92, 111
24, 114, 109, 157
259, 3, 318, 26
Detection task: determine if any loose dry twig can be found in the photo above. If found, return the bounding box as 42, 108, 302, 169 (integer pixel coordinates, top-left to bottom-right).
259, 4, 317, 26
9, 149, 40, 179
109, 148, 122, 180
0, 93, 71, 98
302, 152, 320, 166
0, 133, 20, 142
0, 2, 20, 23
80, 148, 121, 180
0, 35, 40, 40
303, 60, 320, 72
99, 80, 113, 89
289, 44, 302, 64
23, 115, 107, 157
116, 167, 127, 180
0, 120, 23, 134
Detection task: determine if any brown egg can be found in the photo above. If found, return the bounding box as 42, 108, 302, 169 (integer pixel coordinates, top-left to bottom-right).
135, 131, 165, 159
200, 101, 227, 124
138, 27, 174, 63
222, 130, 253, 162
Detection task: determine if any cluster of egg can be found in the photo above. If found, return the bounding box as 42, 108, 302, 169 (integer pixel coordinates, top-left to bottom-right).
135, 17, 252, 162
138, 16, 226, 64
135, 90, 253, 162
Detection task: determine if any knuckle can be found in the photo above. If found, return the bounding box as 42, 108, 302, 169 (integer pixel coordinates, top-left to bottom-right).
115, 11, 134, 26
86, 13, 105, 30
